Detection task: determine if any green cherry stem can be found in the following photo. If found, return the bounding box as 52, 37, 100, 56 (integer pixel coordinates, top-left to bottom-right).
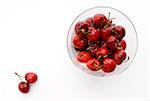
14, 72, 24, 81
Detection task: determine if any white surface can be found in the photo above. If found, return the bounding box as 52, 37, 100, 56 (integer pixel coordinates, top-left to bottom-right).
0, 0, 149, 101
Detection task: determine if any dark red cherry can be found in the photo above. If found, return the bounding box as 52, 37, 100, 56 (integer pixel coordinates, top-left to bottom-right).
87, 58, 102, 71
25, 72, 38, 84
86, 17, 93, 27
87, 27, 100, 42
77, 51, 91, 63
73, 35, 87, 50
120, 40, 126, 50
18, 82, 30, 93
113, 50, 126, 65
100, 27, 113, 40
106, 35, 119, 51
93, 14, 107, 28
102, 58, 116, 73
112, 26, 125, 40
75, 22, 89, 36
96, 47, 109, 59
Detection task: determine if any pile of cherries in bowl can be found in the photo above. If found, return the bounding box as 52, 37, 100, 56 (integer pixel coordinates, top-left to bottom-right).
73, 13, 128, 73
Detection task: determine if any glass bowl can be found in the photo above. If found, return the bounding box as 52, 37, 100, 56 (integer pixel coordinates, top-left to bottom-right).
67, 6, 138, 77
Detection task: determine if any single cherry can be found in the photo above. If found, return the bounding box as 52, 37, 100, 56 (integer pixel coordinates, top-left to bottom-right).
86, 17, 93, 27
18, 82, 30, 93
113, 50, 126, 65
25, 72, 38, 83
77, 51, 91, 63
87, 58, 102, 71
96, 47, 109, 59
100, 27, 113, 40
15, 72, 30, 93
73, 35, 87, 50
93, 14, 107, 28
75, 22, 89, 36
102, 58, 116, 73
106, 35, 119, 51
112, 26, 125, 41
120, 40, 126, 50
87, 27, 100, 42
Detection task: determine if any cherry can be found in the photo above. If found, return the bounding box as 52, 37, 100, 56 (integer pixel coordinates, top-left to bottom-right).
15, 72, 30, 93
75, 22, 89, 36
25, 72, 38, 84
100, 27, 113, 40
120, 40, 126, 50
73, 35, 87, 50
18, 82, 30, 93
113, 50, 126, 65
106, 35, 119, 51
93, 14, 107, 28
112, 26, 125, 40
96, 47, 109, 59
87, 27, 100, 42
87, 58, 102, 71
87, 44, 99, 56
86, 17, 93, 27
77, 51, 91, 63
102, 58, 116, 73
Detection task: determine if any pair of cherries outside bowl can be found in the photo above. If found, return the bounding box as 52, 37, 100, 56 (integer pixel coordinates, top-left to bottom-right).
67, 6, 138, 77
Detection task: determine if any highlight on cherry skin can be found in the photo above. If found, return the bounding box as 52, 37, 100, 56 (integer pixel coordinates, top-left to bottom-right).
14, 72, 38, 94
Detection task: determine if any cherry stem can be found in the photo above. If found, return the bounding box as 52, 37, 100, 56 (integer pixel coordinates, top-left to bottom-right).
112, 29, 119, 35
84, 31, 89, 35
109, 18, 116, 20
14, 72, 23, 81
117, 47, 123, 50
97, 55, 101, 60
77, 29, 82, 33
104, 12, 116, 29
108, 12, 110, 20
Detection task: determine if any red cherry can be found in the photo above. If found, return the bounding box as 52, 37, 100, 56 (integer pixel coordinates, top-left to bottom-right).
77, 51, 91, 63
106, 35, 119, 51
18, 82, 30, 93
87, 27, 100, 42
93, 14, 107, 28
73, 35, 87, 50
120, 40, 126, 50
87, 58, 102, 71
96, 47, 109, 59
87, 44, 99, 56
25, 72, 38, 83
75, 22, 89, 36
113, 50, 126, 65
100, 27, 113, 40
86, 17, 93, 27
112, 26, 125, 40
102, 58, 116, 73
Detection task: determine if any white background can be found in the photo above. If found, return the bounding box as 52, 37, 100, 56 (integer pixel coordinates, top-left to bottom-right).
0, 0, 150, 101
